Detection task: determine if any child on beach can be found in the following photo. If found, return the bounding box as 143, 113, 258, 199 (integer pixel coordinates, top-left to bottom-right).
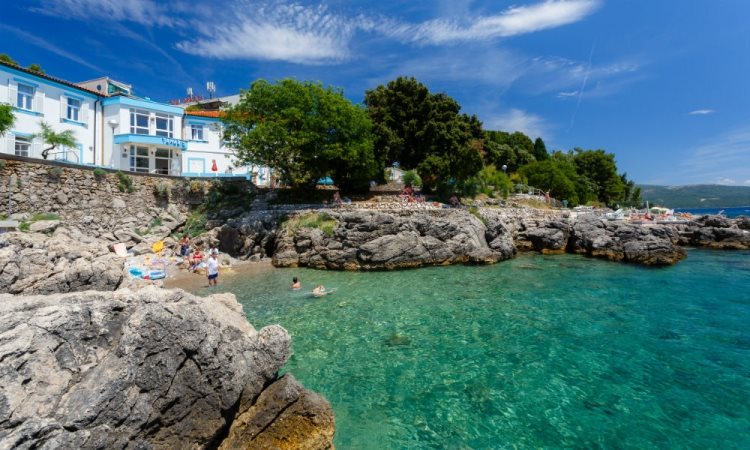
206, 252, 219, 287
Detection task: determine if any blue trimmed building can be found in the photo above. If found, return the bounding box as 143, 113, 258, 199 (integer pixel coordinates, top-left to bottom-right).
0, 60, 269, 183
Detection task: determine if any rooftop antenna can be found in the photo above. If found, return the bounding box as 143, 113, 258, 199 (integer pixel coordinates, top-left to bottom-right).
206, 81, 216, 99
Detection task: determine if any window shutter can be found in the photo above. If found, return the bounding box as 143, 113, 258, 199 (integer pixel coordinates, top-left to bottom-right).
60, 95, 67, 121
80, 101, 88, 125
8, 81, 17, 106
4, 132, 13, 155
34, 90, 45, 115
32, 138, 43, 159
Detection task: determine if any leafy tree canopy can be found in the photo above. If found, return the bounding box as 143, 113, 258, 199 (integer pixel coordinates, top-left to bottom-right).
27, 63, 45, 74
224, 79, 377, 191
483, 130, 537, 172
0, 104, 14, 136
364, 77, 484, 188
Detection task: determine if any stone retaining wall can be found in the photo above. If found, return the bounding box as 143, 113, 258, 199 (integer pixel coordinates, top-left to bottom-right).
0, 156, 252, 238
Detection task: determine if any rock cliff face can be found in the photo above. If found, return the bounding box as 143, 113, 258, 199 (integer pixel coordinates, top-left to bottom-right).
0, 287, 334, 449
272, 210, 512, 270
0, 228, 124, 294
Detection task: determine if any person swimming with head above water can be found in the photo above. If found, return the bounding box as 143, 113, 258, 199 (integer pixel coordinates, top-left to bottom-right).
312, 285, 337, 297
291, 277, 301, 290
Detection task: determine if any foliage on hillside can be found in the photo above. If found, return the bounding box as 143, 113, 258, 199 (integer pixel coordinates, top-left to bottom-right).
224, 79, 377, 192
639, 184, 750, 208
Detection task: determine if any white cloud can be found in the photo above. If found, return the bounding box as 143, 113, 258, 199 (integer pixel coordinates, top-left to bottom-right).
557, 90, 579, 98
744, 180, 750, 185
32, 0, 179, 27
486, 108, 547, 138
689, 109, 716, 115
386, 0, 601, 45
177, 4, 355, 64
716, 177, 736, 185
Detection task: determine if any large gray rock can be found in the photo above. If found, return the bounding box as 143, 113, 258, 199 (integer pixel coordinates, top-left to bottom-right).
569, 214, 686, 265
272, 210, 510, 270
0, 287, 333, 449
674, 215, 750, 249
0, 228, 124, 294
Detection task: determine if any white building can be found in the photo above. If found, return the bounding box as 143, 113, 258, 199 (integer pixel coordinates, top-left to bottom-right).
0, 60, 270, 184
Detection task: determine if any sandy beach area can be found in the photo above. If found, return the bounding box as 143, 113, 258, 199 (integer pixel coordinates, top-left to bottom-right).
162, 259, 277, 293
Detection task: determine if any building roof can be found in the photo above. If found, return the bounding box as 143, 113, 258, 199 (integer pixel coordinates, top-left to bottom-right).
185, 110, 225, 118
0, 59, 100, 96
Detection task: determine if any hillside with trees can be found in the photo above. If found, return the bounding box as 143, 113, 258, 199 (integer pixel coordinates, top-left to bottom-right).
639, 185, 750, 208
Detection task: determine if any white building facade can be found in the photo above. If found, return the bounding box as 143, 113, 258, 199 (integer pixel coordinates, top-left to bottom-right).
0, 61, 269, 184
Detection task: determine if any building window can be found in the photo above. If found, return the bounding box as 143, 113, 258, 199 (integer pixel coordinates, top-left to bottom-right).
14, 136, 31, 157
67, 98, 81, 122
191, 124, 204, 141
155, 114, 173, 137
154, 148, 179, 175
130, 109, 149, 134
129, 146, 150, 173
17, 84, 34, 110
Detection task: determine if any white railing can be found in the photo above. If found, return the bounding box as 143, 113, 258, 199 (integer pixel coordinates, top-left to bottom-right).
46, 148, 79, 163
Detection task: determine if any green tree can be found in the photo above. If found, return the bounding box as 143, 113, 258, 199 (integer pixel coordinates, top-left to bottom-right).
533, 137, 549, 161
518, 160, 579, 205
34, 121, 77, 160
224, 79, 377, 191
483, 130, 537, 172
0, 54, 18, 65
572, 148, 624, 205
0, 104, 14, 136
364, 77, 484, 188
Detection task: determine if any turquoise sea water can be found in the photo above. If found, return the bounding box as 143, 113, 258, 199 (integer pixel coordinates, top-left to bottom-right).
202, 250, 750, 449
675, 206, 749, 218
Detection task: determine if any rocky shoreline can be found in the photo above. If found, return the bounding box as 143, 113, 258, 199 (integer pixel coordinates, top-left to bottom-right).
1, 201, 748, 449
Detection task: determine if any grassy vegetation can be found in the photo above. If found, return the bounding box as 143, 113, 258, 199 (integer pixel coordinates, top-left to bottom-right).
93, 168, 107, 180
116, 171, 135, 193
282, 212, 338, 237
182, 209, 208, 237
153, 181, 171, 199
16, 213, 60, 232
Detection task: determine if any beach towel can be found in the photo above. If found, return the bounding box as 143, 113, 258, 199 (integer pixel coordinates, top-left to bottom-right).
113, 243, 128, 258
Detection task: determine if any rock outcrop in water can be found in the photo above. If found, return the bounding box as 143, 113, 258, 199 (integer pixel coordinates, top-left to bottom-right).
0, 287, 334, 449
674, 214, 750, 249
272, 210, 512, 270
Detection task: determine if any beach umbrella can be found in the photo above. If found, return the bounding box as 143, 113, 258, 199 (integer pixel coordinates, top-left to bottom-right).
211, 159, 218, 177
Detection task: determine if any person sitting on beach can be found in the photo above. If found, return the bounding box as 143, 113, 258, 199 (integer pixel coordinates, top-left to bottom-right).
291, 277, 301, 290
179, 235, 190, 257
449, 194, 460, 208
401, 184, 415, 202
312, 285, 327, 297
190, 249, 204, 272
333, 191, 343, 207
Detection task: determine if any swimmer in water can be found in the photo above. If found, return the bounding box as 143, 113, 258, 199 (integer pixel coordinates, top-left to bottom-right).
291, 277, 301, 290
312, 285, 326, 297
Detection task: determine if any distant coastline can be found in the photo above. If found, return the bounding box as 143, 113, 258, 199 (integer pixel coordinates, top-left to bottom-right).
639, 184, 750, 208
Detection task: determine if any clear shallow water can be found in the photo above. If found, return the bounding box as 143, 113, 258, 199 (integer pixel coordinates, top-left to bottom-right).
200, 250, 750, 449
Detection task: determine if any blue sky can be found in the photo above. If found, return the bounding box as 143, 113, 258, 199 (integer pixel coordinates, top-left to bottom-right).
2, 0, 749, 186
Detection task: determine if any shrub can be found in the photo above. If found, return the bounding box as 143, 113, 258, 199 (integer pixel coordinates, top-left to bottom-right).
18, 221, 29, 232
153, 181, 171, 199
183, 209, 208, 237
116, 171, 135, 193
149, 217, 163, 228
93, 168, 107, 180
189, 179, 205, 194
402, 170, 422, 187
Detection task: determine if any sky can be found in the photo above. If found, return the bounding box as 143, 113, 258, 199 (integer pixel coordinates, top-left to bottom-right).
2, 0, 750, 186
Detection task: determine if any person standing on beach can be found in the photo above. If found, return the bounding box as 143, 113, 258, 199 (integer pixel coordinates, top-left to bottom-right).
207, 252, 219, 287
179, 235, 190, 257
